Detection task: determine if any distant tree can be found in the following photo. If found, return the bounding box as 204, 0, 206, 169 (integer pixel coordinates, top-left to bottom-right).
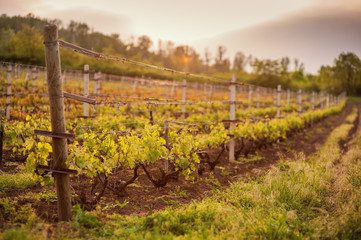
0, 28, 14, 54
137, 35, 152, 60
233, 51, 246, 71
333, 52, 361, 95
9, 24, 43, 62
214, 46, 230, 72
173, 45, 199, 72
280, 57, 290, 73
250, 58, 284, 88
203, 48, 212, 73
318, 65, 341, 94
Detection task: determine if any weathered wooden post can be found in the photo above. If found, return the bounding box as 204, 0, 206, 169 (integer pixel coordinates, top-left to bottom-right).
43, 24, 72, 221
277, 85, 281, 118
6, 66, 12, 120
14, 64, 18, 79
24, 67, 29, 83
83, 64, 89, 116
170, 80, 176, 98
248, 86, 253, 108
181, 79, 187, 119
229, 74, 236, 163
132, 77, 138, 91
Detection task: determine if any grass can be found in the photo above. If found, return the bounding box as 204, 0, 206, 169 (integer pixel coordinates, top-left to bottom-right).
347, 96, 361, 103
1, 107, 361, 239
0, 172, 38, 192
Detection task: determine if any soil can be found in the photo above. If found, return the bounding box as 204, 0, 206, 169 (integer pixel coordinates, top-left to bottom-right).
0, 103, 355, 222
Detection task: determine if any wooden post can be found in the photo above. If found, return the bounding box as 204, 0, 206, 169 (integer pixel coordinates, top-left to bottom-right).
248, 86, 253, 108
6, 66, 12, 120
277, 85, 281, 118
132, 78, 138, 91
229, 74, 236, 163
298, 89, 302, 117
181, 79, 186, 119
83, 65, 89, 117
171, 80, 175, 98
14, 64, 17, 79
256, 87, 260, 108
44, 24, 72, 221
311, 92, 315, 111
24, 67, 29, 83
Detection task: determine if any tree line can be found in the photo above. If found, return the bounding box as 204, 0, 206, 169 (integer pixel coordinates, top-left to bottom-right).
0, 13, 360, 95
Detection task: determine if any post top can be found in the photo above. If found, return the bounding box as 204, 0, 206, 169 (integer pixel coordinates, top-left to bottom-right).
43, 24, 59, 42
44, 24, 57, 31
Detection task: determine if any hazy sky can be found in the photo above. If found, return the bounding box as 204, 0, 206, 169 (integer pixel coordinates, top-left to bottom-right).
1, 0, 321, 44
1, 0, 360, 73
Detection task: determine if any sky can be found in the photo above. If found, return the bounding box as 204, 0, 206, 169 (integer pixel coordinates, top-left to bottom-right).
1, 0, 320, 44
1, 0, 360, 73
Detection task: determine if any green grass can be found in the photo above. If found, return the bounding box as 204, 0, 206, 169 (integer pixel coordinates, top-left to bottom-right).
347, 96, 361, 103
0, 172, 38, 192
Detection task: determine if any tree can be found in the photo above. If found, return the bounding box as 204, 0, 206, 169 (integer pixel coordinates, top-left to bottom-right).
333, 52, 361, 95
233, 51, 246, 71
137, 35, 152, 60
204, 48, 211, 69
318, 65, 341, 94
214, 46, 230, 72
10, 24, 43, 62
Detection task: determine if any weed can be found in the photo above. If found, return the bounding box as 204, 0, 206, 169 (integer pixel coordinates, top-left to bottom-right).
205, 172, 222, 189
169, 186, 188, 198
216, 166, 233, 176
162, 199, 181, 207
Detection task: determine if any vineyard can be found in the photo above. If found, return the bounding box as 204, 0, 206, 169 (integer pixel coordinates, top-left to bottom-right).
0, 25, 360, 239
